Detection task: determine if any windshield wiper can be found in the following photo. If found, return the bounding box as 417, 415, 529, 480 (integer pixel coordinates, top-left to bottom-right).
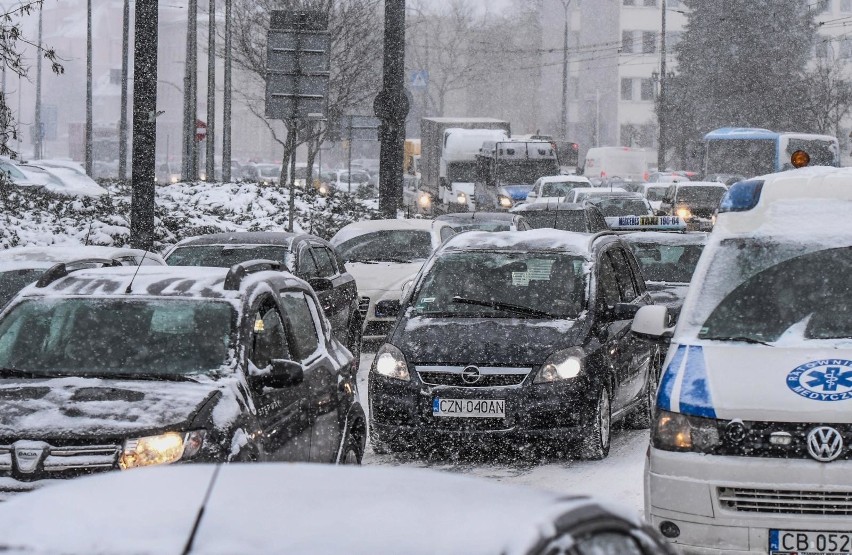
0, 367, 55, 379
451, 296, 555, 318
703, 335, 773, 347
119, 372, 201, 382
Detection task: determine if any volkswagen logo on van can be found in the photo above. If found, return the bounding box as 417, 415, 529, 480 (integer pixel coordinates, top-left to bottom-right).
806, 427, 844, 462
786, 360, 852, 402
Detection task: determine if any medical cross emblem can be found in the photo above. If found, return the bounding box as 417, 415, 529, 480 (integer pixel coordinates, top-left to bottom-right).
807, 367, 852, 392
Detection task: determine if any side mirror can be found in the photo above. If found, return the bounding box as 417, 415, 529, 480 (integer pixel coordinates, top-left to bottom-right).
308, 277, 333, 293
656, 209, 667, 216
526, 192, 537, 202
374, 299, 401, 318
265, 359, 304, 388
631, 305, 673, 339
612, 302, 640, 320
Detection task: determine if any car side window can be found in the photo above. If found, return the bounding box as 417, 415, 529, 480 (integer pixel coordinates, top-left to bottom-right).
664, 185, 675, 203
609, 249, 639, 301
299, 248, 319, 279
597, 254, 622, 309
312, 246, 337, 278
249, 305, 290, 369
439, 226, 455, 243
280, 292, 321, 360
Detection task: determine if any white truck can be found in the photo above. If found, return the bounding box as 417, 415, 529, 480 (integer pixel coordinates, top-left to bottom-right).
582, 146, 650, 182
419, 117, 511, 212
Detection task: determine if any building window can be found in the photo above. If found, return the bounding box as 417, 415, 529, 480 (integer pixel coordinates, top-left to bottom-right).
623, 0, 636, 5
639, 124, 657, 149
622, 30, 634, 54
668, 0, 681, 6
643, 0, 657, 6
642, 31, 657, 54
110, 68, 121, 85
621, 78, 635, 101
815, 38, 829, 58
840, 38, 852, 58
640, 78, 655, 101
813, 0, 831, 13
621, 124, 640, 147
842, 0, 852, 12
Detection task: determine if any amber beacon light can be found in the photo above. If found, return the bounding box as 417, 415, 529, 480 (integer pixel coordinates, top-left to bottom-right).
790, 150, 811, 168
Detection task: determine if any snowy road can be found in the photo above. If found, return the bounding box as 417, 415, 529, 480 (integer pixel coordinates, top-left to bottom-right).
356, 353, 648, 516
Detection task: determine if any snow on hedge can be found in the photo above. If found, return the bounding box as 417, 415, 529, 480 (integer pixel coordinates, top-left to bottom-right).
0, 181, 378, 252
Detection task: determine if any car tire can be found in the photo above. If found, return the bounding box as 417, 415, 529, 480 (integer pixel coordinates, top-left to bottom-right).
579, 384, 612, 460
339, 435, 361, 465
626, 350, 660, 430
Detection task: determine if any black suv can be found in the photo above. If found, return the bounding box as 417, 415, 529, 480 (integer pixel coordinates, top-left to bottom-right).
369, 230, 658, 459
0, 262, 365, 495
164, 232, 363, 358
509, 203, 609, 233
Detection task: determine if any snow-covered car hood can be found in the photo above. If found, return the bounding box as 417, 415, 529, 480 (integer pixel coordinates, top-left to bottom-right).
395, 316, 582, 367
345, 261, 424, 293
0, 464, 612, 555
645, 282, 689, 309
659, 342, 852, 423
0, 376, 219, 437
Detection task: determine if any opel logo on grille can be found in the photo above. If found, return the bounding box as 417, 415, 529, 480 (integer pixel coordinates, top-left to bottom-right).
461, 365, 481, 384
806, 426, 844, 462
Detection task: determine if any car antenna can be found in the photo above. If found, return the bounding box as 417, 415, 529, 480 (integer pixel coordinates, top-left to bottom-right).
125, 250, 148, 294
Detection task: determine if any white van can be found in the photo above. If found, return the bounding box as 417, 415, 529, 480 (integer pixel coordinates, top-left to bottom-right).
632, 167, 852, 554
582, 146, 649, 181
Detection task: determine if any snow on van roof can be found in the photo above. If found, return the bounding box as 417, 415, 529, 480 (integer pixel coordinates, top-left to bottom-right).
539, 175, 591, 184
330, 219, 440, 246
442, 229, 594, 255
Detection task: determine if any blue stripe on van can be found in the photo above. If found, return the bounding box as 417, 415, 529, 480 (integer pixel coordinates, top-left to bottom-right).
678, 345, 717, 419
657, 345, 685, 411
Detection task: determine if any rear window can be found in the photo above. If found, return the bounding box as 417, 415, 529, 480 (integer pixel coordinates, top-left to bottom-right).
166, 245, 289, 268
517, 210, 587, 232
676, 186, 726, 205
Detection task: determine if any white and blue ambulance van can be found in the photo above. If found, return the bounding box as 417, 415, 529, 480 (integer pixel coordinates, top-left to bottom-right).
632, 166, 852, 554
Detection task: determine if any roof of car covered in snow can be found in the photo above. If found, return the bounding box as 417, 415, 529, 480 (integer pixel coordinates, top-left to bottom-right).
440, 229, 612, 256
0, 245, 165, 271
435, 212, 520, 223
173, 231, 318, 248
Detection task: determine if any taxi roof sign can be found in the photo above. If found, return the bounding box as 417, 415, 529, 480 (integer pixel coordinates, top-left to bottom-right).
606, 215, 687, 231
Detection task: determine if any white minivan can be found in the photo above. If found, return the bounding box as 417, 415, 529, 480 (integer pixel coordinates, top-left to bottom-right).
582, 146, 649, 182
633, 167, 852, 554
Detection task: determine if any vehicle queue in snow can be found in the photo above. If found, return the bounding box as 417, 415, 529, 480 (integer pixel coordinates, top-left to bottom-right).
0, 143, 847, 553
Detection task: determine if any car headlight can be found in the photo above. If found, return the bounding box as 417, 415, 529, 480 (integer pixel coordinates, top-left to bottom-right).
457, 192, 467, 204
418, 193, 432, 208
498, 195, 513, 208
653, 410, 721, 453
318, 184, 329, 195
119, 430, 206, 470
675, 207, 691, 219
372, 343, 410, 381
534, 348, 584, 383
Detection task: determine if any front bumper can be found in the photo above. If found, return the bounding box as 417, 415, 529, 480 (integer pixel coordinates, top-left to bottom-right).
360, 294, 400, 343
369, 371, 594, 444
645, 447, 852, 554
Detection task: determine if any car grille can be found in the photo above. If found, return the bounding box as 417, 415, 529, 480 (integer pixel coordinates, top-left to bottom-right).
706, 421, 852, 460
0, 442, 120, 476
416, 366, 531, 388
364, 320, 394, 337
718, 487, 852, 516
358, 296, 371, 316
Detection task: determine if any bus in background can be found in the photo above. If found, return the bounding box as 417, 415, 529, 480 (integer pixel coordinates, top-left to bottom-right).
581, 146, 649, 182
703, 127, 839, 178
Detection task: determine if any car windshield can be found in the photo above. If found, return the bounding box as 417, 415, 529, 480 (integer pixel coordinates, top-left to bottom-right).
540, 181, 588, 197
337, 230, 432, 263
0, 298, 234, 377
0, 269, 45, 307
518, 210, 587, 232
629, 242, 704, 283
166, 245, 288, 267
586, 198, 651, 217
447, 222, 512, 232
677, 186, 726, 205
496, 160, 559, 185
698, 246, 850, 343
411, 251, 586, 319
645, 187, 667, 201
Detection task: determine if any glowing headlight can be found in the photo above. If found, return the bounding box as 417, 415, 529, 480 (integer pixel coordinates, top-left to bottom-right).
170, 176, 179, 184
499, 195, 513, 208
457, 192, 467, 204
372, 343, 410, 381
199, 172, 207, 182
653, 410, 720, 453
318, 184, 329, 195
418, 193, 432, 208
675, 207, 691, 219
119, 430, 206, 470
534, 348, 584, 383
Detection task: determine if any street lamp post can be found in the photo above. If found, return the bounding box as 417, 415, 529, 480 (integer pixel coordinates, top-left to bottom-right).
560, 0, 571, 142
657, 0, 667, 170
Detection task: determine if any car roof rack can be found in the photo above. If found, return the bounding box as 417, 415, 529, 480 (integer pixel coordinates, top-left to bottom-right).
35, 258, 124, 288
223, 259, 283, 291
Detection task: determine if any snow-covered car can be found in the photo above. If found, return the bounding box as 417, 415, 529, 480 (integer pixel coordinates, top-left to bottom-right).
370, 230, 658, 460
622, 183, 670, 212
165, 232, 363, 359
0, 245, 165, 308
330, 219, 456, 344
255, 163, 282, 186
0, 262, 365, 499
583, 194, 654, 218
320, 169, 373, 194
0, 158, 39, 189
435, 211, 531, 232
621, 231, 708, 316
646, 172, 690, 184
568, 187, 629, 203
656, 181, 728, 231
525, 175, 592, 203
510, 202, 609, 232
27, 160, 108, 197
0, 464, 675, 554
634, 168, 852, 553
